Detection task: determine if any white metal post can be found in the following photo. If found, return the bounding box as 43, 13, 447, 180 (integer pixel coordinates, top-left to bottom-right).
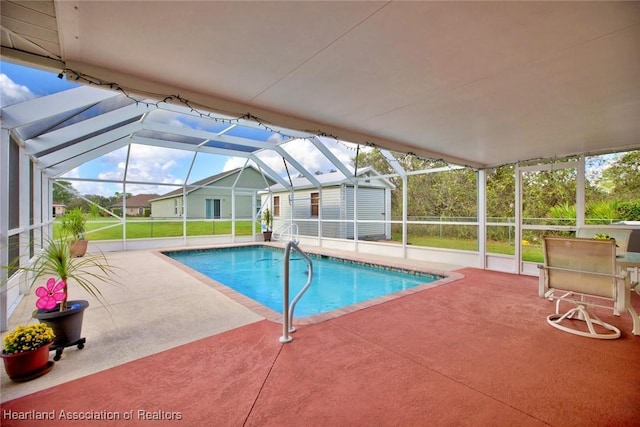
18, 144, 30, 294
514, 165, 522, 274
478, 169, 487, 269
0, 129, 10, 331
231, 189, 236, 242
576, 156, 585, 228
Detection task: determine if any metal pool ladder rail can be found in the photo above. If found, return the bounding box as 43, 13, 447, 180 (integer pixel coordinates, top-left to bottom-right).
280, 240, 313, 343
273, 223, 299, 244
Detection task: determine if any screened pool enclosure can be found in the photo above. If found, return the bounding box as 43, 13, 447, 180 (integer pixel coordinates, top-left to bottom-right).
2, 85, 639, 330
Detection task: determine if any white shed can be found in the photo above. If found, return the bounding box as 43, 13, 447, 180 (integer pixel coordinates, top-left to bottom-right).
261, 167, 395, 240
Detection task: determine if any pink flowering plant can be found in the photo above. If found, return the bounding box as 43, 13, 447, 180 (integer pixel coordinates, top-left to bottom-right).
2, 323, 55, 354
35, 278, 67, 310
1, 235, 118, 313
27, 235, 119, 312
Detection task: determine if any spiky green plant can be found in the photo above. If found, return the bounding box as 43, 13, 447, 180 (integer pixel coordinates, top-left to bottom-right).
60, 208, 87, 241
14, 235, 117, 312
547, 202, 576, 224
586, 200, 619, 224
262, 208, 273, 231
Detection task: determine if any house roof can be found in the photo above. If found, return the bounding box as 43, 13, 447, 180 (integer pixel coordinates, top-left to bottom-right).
151, 166, 275, 202
2, 1, 638, 169
264, 167, 395, 193
110, 194, 159, 208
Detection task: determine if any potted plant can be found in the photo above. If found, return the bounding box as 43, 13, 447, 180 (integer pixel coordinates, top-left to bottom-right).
1, 323, 55, 381
9, 235, 117, 360
61, 207, 88, 257
262, 207, 273, 242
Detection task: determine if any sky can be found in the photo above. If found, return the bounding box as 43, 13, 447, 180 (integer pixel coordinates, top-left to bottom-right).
0, 61, 360, 197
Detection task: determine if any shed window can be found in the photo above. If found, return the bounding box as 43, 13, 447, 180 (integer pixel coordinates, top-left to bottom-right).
310, 192, 319, 217
274, 196, 280, 216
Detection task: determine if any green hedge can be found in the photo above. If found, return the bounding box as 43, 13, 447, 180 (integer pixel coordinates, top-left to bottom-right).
616, 200, 640, 221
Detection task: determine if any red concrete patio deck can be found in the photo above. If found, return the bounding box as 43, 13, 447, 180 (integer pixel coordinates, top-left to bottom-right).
2, 268, 639, 426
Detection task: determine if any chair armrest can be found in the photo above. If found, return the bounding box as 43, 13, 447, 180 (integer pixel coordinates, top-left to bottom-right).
538, 265, 549, 298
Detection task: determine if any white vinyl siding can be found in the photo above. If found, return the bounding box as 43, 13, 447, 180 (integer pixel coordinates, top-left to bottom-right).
344, 187, 387, 239
269, 184, 390, 239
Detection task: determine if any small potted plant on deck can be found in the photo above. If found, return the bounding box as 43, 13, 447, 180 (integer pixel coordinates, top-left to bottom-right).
262, 208, 273, 242
1, 323, 55, 381
4, 234, 117, 361
61, 207, 88, 257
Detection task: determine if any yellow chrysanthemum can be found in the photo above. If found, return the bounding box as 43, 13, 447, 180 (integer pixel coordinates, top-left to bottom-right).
2, 323, 55, 354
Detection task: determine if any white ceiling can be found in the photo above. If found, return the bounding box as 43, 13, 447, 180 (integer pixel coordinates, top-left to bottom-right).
2, 1, 640, 168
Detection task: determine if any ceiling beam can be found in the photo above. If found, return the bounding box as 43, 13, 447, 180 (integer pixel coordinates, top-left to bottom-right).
0, 47, 64, 75
46, 135, 132, 177
139, 122, 279, 152
34, 122, 142, 173
1, 85, 118, 129
312, 136, 356, 183
273, 145, 322, 188
248, 155, 291, 190
24, 103, 150, 156
380, 149, 407, 178
130, 136, 288, 187
129, 135, 252, 158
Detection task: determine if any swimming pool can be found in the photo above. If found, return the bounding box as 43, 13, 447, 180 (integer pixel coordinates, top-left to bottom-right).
164, 246, 445, 318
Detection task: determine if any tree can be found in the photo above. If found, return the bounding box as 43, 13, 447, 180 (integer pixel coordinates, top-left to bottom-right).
354, 149, 477, 220
109, 192, 132, 207
486, 165, 515, 221
521, 168, 577, 222
52, 180, 76, 205
84, 194, 111, 217
600, 150, 640, 200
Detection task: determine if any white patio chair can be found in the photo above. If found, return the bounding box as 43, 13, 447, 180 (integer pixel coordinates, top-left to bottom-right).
538, 236, 639, 339
575, 227, 632, 256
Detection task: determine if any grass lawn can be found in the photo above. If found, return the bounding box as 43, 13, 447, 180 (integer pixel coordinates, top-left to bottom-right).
54, 217, 543, 262
391, 232, 543, 263
54, 217, 257, 240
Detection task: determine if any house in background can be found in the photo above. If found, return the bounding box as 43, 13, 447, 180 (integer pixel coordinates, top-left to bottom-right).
150, 167, 275, 219
52, 201, 66, 217
110, 194, 159, 217
261, 167, 395, 240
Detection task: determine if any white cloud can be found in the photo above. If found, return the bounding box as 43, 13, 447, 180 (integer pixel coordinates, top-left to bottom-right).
144, 110, 188, 128
0, 74, 35, 107
101, 145, 191, 193
222, 157, 255, 172
61, 145, 194, 196
58, 168, 117, 198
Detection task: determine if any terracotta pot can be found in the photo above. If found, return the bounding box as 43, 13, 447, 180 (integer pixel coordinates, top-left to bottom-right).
1, 342, 54, 381
70, 239, 88, 257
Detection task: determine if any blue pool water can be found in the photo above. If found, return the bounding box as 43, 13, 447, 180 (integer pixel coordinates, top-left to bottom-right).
165, 246, 442, 318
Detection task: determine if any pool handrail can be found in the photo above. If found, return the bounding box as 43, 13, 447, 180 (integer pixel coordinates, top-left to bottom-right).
280, 240, 313, 343
273, 223, 299, 244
